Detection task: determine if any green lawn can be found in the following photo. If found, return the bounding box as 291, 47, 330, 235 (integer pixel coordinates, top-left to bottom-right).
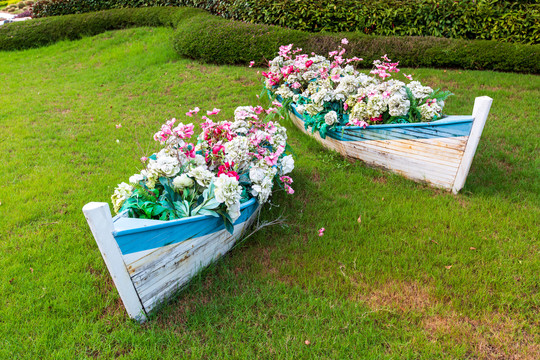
0, 27, 539, 359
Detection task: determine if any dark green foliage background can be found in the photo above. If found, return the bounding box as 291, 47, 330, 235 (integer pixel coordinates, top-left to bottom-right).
31, 0, 539, 44
1, 8, 538, 73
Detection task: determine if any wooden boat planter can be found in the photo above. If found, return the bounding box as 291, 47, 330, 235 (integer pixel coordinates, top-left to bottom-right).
288, 96, 492, 193
82, 198, 261, 322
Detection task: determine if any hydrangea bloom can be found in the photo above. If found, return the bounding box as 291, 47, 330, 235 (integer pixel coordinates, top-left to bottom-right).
264, 41, 452, 138
111, 105, 295, 232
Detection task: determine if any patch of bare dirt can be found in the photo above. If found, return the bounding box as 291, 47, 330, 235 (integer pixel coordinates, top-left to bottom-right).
350, 279, 540, 359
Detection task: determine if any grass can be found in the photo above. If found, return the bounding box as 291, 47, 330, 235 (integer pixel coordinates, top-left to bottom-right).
0, 27, 539, 359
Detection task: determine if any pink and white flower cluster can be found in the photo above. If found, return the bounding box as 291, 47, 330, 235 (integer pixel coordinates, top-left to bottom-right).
264, 41, 450, 128
112, 106, 294, 221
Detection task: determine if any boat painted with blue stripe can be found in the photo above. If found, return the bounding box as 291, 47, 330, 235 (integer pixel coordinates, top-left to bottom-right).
286, 96, 492, 193
82, 198, 261, 322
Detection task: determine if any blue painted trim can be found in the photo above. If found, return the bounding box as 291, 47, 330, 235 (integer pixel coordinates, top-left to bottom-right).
289, 104, 473, 142
113, 198, 258, 255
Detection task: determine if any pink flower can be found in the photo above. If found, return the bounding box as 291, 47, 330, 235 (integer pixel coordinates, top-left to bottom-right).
181, 143, 196, 158
403, 73, 413, 80
279, 44, 293, 57
173, 123, 194, 139
291, 82, 301, 89
344, 103, 348, 111
207, 108, 221, 116
272, 100, 283, 107
212, 144, 225, 155
116, 124, 122, 129
305, 60, 314, 68
249, 61, 255, 67
318, 228, 325, 236
140, 156, 148, 162
341, 38, 349, 45
185, 107, 200, 117
280, 175, 293, 184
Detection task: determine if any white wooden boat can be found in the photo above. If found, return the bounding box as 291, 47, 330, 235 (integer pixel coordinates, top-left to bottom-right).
82, 198, 261, 322
288, 96, 492, 193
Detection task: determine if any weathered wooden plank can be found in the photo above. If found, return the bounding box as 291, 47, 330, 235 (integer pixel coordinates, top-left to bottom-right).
354, 140, 465, 168
126, 206, 260, 314
82, 202, 147, 322
345, 146, 457, 186
452, 96, 493, 194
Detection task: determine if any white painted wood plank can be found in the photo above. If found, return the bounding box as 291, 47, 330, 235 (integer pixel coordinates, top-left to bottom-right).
125, 206, 260, 314
452, 96, 493, 194
355, 139, 466, 166
82, 202, 147, 323
345, 145, 456, 187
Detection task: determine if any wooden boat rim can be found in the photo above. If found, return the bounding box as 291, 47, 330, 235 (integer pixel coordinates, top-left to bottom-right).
289, 103, 474, 130
112, 197, 258, 237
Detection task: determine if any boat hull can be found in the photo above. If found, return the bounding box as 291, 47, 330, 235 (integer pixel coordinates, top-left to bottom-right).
83, 198, 261, 322
288, 96, 492, 193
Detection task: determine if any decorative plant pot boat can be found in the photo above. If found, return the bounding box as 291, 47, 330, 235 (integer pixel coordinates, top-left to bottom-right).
82, 198, 261, 322
287, 96, 492, 194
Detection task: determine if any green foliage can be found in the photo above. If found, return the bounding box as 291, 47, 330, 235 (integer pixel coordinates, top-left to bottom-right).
173, 14, 540, 73
32, 0, 539, 44
0, 7, 202, 51
120, 177, 234, 231
1, 7, 538, 73
172, 13, 310, 65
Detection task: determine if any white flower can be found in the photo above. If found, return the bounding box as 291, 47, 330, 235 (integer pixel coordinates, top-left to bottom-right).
408, 81, 433, 100
418, 102, 443, 121
225, 136, 252, 171
227, 202, 241, 223
280, 155, 295, 175
305, 103, 323, 116
192, 154, 207, 167
295, 104, 305, 114
275, 84, 295, 99
129, 173, 144, 185
148, 153, 181, 178
188, 166, 215, 187
234, 106, 256, 121
214, 174, 243, 222
366, 94, 386, 119
387, 94, 410, 117
324, 111, 338, 126
140, 168, 159, 189
111, 182, 133, 213
249, 166, 266, 183
251, 176, 274, 203
172, 174, 194, 190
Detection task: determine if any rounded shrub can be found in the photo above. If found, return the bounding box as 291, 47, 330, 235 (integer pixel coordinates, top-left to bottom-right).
172, 14, 310, 66
172, 13, 540, 73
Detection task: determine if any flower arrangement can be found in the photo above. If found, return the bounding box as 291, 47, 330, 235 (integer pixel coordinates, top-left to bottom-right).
263, 40, 452, 138
111, 106, 295, 233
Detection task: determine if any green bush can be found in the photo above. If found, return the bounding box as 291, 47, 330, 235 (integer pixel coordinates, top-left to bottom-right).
32, 0, 539, 44
172, 13, 540, 73
0, 7, 203, 51
1, 7, 538, 73
172, 14, 310, 66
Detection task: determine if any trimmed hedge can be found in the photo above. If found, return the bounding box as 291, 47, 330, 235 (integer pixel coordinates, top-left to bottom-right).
32, 0, 540, 44
0, 7, 203, 51
172, 13, 540, 73
0, 7, 538, 74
